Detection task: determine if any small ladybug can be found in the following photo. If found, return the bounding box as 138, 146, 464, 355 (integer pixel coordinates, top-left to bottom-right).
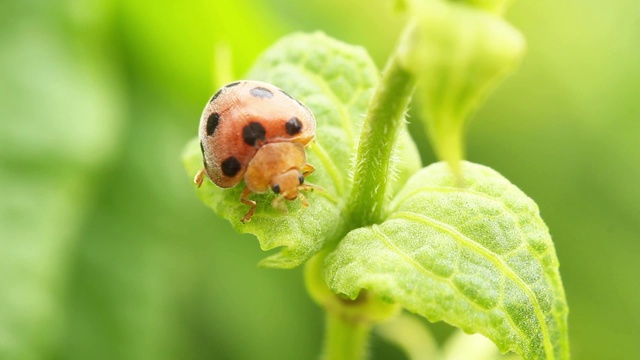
194, 80, 317, 223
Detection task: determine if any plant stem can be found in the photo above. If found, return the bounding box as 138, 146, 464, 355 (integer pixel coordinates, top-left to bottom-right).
346, 54, 416, 228
316, 37, 416, 360
322, 312, 372, 360
307, 253, 372, 360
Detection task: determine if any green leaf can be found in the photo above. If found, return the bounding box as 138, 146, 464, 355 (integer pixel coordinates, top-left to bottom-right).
398, 1, 525, 178
324, 161, 569, 359
183, 32, 421, 268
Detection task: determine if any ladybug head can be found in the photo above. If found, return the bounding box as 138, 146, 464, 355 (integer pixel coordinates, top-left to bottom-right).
270, 169, 305, 200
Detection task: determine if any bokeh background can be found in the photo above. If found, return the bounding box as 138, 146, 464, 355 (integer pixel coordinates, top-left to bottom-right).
1, 0, 638, 359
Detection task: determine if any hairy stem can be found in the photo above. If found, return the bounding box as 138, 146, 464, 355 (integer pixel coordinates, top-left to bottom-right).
313, 29, 417, 360
346, 54, 416, 228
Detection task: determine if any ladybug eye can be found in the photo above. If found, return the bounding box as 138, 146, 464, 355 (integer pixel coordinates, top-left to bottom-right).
272, 184, 281, 194
298, 174, 304, 185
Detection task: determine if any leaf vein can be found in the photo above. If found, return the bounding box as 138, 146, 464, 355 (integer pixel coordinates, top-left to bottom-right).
390, 186, 499, 212
294, 64, 356, 145
371, 222, 528, 342
391, 185, 535, 258
389, 210, 554, 358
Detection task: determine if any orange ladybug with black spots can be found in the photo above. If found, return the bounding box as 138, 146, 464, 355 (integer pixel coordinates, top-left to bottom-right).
194, 80, 317, 223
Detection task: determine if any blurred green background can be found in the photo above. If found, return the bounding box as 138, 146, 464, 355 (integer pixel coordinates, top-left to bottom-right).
1, 0, 638, 359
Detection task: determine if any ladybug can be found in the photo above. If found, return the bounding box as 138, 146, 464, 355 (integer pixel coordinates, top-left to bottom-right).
194, 80, 317, 223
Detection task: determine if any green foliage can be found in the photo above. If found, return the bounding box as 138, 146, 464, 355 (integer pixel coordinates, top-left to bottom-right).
184, 27, 568, 358
183, 32, 420, 268
325, 162, 569, 359
6, 0, 639, 359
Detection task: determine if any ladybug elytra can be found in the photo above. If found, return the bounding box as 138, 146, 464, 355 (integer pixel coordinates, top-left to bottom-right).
194, 80, 317, 223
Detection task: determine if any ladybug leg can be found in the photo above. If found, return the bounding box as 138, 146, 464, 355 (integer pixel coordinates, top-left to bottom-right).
299, 184, 316, 192
301, 163, 315, 177
298, 192, 309, 208
299, 183, 322, 195
240, 187, 257, 223
194, 168, 206, 187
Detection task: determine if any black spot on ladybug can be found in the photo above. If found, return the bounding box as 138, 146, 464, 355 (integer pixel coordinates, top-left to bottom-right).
242, 122, 266, 146
210, 88, 223, 102
298, 174, 304, 184
206, 112, 220, 136
285, 117, 303, 135
250, 87, 274, 99
221, 157, 241, 177
225, 81, 241, 88
272, 184, 281, 194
